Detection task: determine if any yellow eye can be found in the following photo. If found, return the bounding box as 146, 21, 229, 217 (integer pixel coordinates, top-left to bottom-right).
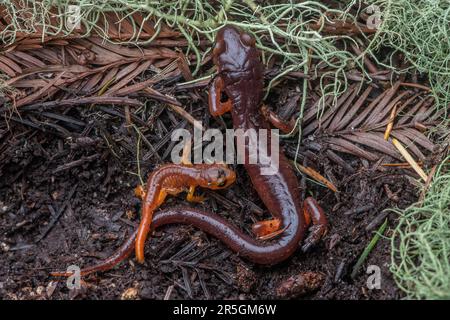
217, 179, 226, 187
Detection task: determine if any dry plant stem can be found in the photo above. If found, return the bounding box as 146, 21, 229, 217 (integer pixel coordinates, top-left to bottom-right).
391, 138, 428, 182
384, 102, 398, 140
167, 104, 204, 131
291, 161, 338, 193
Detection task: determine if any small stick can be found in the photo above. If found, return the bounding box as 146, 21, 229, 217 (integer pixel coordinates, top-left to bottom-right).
53, 154, 100, 174
15, 96, 143, 113
392, 138, 428, 182
292, 161, 338, 193
124, 105, 132, 134
399, 82, 432, 92
176, 54, 194, 82
167, 104, 204, 131
343, 204, 374, 216
351, 43, 378, 74
163, 285, 174, 300
382, 161, 422, 167
326, 150, 355, 173
384, 102, 398, 140
418, 164, 438, 204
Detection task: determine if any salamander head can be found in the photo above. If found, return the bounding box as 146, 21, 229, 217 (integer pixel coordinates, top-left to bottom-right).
199, 164, 236, 190
213, 25, 263, 86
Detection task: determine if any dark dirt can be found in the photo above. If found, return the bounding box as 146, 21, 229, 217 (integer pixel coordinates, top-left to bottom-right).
0, 96, 420, 300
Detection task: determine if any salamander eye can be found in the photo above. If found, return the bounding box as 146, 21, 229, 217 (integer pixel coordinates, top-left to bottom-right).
217, 180, 226, 187
217, 169, 230, 187
240, 32, 255, 46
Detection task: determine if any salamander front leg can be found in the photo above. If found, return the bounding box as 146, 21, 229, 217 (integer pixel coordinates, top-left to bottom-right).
135, 185, 146, 200
252, 219, 283, 240
301, 197, 328, 252
208, 76, 232, 117
186, 185, 206, 203
261, 105, 297, 134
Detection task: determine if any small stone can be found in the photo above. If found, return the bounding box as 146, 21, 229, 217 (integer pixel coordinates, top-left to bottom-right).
0, 202, 8, 213
126, 209, 136, 220
121, 287, 138, 300
46, 281, 58, 298
1, 242, 10, 252
36, 286, 45, 295
51, 191, 60, 201
235, 264, 257, 293
276, 271, 325, 298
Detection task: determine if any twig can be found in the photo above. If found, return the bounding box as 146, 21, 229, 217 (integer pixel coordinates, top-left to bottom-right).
52, 154, 100, 174
3, 96, 143, 113
292, 161, 338, 192
167, 104, 203, 131
384, 102, 398, 140
163, 285, 174, 300
34, 184, 78, 243
392, 138, 428, 182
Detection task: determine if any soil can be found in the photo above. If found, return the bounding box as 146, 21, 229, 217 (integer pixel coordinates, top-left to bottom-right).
0, 98, 418, 300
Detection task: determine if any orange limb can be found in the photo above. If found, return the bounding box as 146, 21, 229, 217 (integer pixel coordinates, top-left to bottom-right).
260, 105, 297, 134
134, 185, 146, 200
208, 76, 232, 116
257, 223, 290, 241
186, 185, 205, 203
252, 219, 282, 238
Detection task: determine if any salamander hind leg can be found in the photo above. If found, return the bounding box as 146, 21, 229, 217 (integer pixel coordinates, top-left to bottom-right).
252, 219, 283, 240
301, 197, 328, 252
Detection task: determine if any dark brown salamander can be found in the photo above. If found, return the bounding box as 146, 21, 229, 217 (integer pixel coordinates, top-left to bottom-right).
207, 25, 328, 261
51, 25, 328, 277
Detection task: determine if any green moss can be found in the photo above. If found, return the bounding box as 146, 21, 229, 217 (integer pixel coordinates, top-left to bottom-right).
390, 157, 450, 299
